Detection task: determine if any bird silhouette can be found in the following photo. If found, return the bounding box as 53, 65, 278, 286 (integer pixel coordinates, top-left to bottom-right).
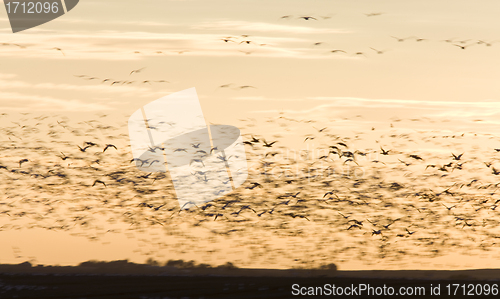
262, 140, 277, 148
18, 159, 28, 167
103, 144, 117, 152
246, 182, 262, 189
477, 40, 497, 47
370, 47, 388, 54
347, 224, 362, 230
453, 44, 474, 50
390, 36, 412, 42
92, 180, 106, 187
299, 16, 317, 20
398, 159, 411, 166
52, 47, 65, 56
365, 12, 383, 17
58, 152, 69, 160
380, 147, 390, 155
78, 145, 91, 152
406, 228, 416, 235
409, 154, 423, 160
130, 67, 146, 75
284, 213, 310, 221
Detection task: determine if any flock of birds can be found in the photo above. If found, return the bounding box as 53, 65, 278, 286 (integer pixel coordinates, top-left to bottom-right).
210, 13, 499, 58
1, 111, 500, 269
2, 10, 495, 62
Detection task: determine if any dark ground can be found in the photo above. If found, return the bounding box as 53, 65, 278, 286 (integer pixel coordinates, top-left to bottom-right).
1, 261, 500, 298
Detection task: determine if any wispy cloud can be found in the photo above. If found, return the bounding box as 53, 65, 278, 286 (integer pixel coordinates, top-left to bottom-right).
0, 73, 17, 79
251, 96, 500, 121
0, 74, 154, 94
56, 18, 174, 27
0, 28, 334, 60
308, 96, 500, 110
0, 91, 112, 111
0, 73, 169, 111
231, 96, 303, 101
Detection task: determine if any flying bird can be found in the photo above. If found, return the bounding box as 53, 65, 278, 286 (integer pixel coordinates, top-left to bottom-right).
84, 141, 98, 147
477, 40, 497, 47
246, 182, 262, 189
103, 144, 117, 152
405, 228, 416, 235
92, 180, 107, 187
77, 145, 91, 152
58, 152, 69, 160
365, 12, 383, 17
51, 47, 65, 56
398, 159, 411, 166
391, 36, 412, 42
370, 47, 388, 54
299, 16, 317, 20
262, 140, 277, 147
18, 159, 28, 167
130, 67, 146, 75
218, 83, 234, 89
442, 203, 456, 211
347, 224, 362, 230
409, 154, 423, 160
453, 44, 474, 50
380, 147, 390, 155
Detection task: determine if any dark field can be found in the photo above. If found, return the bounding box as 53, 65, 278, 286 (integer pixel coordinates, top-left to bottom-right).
1, 262, 500, 298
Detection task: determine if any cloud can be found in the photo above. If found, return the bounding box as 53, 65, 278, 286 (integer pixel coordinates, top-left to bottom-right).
307, 96, 500, 110
0, 28, 332, 60
250, 96, 500, 122
0, 75, 170, 112
193, 20, 350, 34
0, 91, 112, 111
0, 73, 17, 79
231, 96, 303, 101
56, 18, 174, 27
0, 76, 154, 94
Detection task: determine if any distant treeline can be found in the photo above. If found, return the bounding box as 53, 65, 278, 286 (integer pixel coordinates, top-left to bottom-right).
0, 259, 239, 274
0, 260, 338, 276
